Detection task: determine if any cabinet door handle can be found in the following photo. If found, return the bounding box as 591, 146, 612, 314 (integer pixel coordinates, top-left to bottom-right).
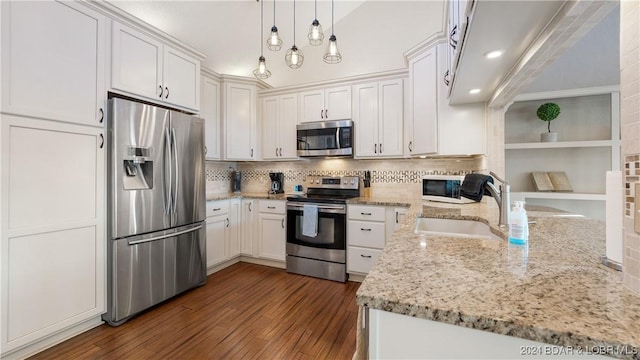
360, 254, 372, 259
99, 133, 104, 149
449, 25, 458, 49
408, 141, 413, 152
396, 212, 399, 223
204, 146, 208, 155
276, 148, 279, 157
213, 208, 221, 211
325, 109, 328, 119
226, 218, 230, 227
248, 202, 252, 212
379, 143, 382, 154
360, 228, 372, 231
165, 87, 169, 99
281, 219, 285, 228
279, 148, 282, 157
320, 109, 324, 119
374, 144, 377, 154
158, 85, 163, 98
98, 108, 104, 123
443, 70, 450, 86
268, 206, 276, 209
361, 212, 372, 216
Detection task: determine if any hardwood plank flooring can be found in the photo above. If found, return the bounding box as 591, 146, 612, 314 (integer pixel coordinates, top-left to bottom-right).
30, 263, 360, 360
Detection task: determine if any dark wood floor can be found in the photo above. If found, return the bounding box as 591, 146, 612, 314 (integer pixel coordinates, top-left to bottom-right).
30, 263, 360, 360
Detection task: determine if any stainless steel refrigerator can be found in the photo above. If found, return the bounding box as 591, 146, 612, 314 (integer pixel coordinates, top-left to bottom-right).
104, 97, 206, 326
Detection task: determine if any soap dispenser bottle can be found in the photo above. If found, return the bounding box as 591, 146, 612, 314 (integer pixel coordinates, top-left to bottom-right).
509, 201, 528, 245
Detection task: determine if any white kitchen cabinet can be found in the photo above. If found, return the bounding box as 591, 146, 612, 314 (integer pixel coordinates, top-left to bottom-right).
258, 200, 286, 262
354, 79, 404, 158
1, 115, 105, 355
435, 42, 486, 156
229, 199, 241, 258
222, 81, 258, 160
201, 72, 221, 160
206, 200, 231, 268
262, 93, 299, 160
1, 1, 106, 127
111, 22, 200, 112
392, 208, 409, 233
406, 45, 438, 156
241, 199, 257, 257
347, 205, 386, 275
300, 86, 351, 123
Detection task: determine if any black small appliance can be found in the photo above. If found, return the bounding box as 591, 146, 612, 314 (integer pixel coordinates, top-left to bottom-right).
269, 172, 284, 194
231, 170, 242, 193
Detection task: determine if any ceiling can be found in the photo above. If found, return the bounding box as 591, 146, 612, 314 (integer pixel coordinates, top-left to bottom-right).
105, 1, 619, 102
107, 0, 444, 88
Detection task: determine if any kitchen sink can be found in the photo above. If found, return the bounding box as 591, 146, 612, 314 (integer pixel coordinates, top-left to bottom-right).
414, 218, 503, 241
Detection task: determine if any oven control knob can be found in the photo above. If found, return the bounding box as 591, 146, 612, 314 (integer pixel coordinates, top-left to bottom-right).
316, 179, 321, 184
351, 179, 355, 185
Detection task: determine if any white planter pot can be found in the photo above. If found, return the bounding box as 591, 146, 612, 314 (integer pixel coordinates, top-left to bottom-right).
540, 132, 558, 142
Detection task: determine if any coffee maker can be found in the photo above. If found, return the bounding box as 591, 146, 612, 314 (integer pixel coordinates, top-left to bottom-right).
269, 172, 284, 194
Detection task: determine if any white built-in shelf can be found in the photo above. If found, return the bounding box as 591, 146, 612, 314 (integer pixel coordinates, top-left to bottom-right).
505, 140, 615, 150
512, 191, 606, 201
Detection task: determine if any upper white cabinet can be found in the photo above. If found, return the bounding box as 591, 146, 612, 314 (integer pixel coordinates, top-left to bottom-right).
354, 79, 404, 158
111, 22, 200, 112
435, 42, 485, 156
262, 93, 299, 160
222, 81, 258, 160
201, 72, 221, 160
405, 40, 485, 157
1, 1, 106, 127
406, 46, 438, 156
300, 86, 352, 123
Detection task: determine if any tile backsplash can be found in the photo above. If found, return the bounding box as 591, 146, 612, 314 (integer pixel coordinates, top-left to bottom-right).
206, 156, 486, 198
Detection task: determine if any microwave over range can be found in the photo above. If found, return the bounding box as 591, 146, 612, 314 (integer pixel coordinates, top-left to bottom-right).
297, 120, 353, 157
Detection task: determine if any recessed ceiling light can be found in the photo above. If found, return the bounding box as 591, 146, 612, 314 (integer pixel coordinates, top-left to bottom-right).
485, 50, 503, 59
469, 89, 481, 94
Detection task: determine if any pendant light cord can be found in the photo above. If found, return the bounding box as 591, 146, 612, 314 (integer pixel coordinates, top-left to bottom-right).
314, 0, 317, 19
260, 0, 264, 56
293, 0, 296, 45
273, 0, 276, 26
331, 0, 334, 35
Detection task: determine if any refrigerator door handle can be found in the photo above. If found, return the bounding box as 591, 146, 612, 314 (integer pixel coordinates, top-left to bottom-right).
127, 224, 203, 245
171, 127, 179, 214
164, 128, 173, 215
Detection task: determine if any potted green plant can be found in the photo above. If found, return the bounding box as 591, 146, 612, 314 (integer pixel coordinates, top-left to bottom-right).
537, 102, 560, 142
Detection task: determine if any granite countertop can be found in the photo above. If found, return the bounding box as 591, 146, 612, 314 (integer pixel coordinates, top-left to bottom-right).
206, 192, 288, 201
356, 198, 640, 359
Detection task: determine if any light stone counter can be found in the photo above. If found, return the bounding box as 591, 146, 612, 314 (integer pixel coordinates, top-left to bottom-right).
355, 197, 640, 359
205, 192, 287, 201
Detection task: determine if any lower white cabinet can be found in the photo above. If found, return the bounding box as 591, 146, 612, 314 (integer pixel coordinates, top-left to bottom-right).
347, 205, 386, 275
228, 199, 241, 258
206, 200, 231, 268
241, 199, 257, 257
1, 115, 105, 355
257, 200, 286, 262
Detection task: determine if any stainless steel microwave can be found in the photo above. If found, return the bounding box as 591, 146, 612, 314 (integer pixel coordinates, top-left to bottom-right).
296, 120, 353, 157
422, 175, 475, 204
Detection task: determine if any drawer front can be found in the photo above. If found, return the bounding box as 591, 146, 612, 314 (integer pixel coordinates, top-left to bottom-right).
348, 246, 382, 274
206, 200, 230, 217
348, 220, 385, 248
348, 205, 385, 221
259, 200, 286, 214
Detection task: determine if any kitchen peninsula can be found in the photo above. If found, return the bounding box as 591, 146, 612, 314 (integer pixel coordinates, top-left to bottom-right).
355, 198, 640, 359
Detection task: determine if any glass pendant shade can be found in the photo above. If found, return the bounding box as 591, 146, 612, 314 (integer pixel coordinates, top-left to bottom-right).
285, 45, 304, 69
267, 26, 282, 51
323, 34, 342, 64
308, 19, 324, 46
253, 56, 271, 79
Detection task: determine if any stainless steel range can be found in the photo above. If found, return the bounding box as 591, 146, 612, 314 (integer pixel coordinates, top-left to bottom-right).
286, 176, 360, 282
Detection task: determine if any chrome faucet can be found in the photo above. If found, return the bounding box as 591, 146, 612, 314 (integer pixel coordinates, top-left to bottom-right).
484, 171, 510, 228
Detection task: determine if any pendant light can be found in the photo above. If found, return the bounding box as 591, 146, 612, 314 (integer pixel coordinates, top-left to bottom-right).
285, 0, 304, 69
253, 0, 271, 79
323, 0, 342, 64
267, 0, 282, 51
307, 0, 324, 46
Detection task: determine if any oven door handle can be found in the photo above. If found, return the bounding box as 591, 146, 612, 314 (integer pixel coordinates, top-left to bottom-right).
286, 202, 346, 214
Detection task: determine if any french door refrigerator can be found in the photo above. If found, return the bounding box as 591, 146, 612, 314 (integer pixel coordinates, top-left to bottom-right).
104, 97, 206, 326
